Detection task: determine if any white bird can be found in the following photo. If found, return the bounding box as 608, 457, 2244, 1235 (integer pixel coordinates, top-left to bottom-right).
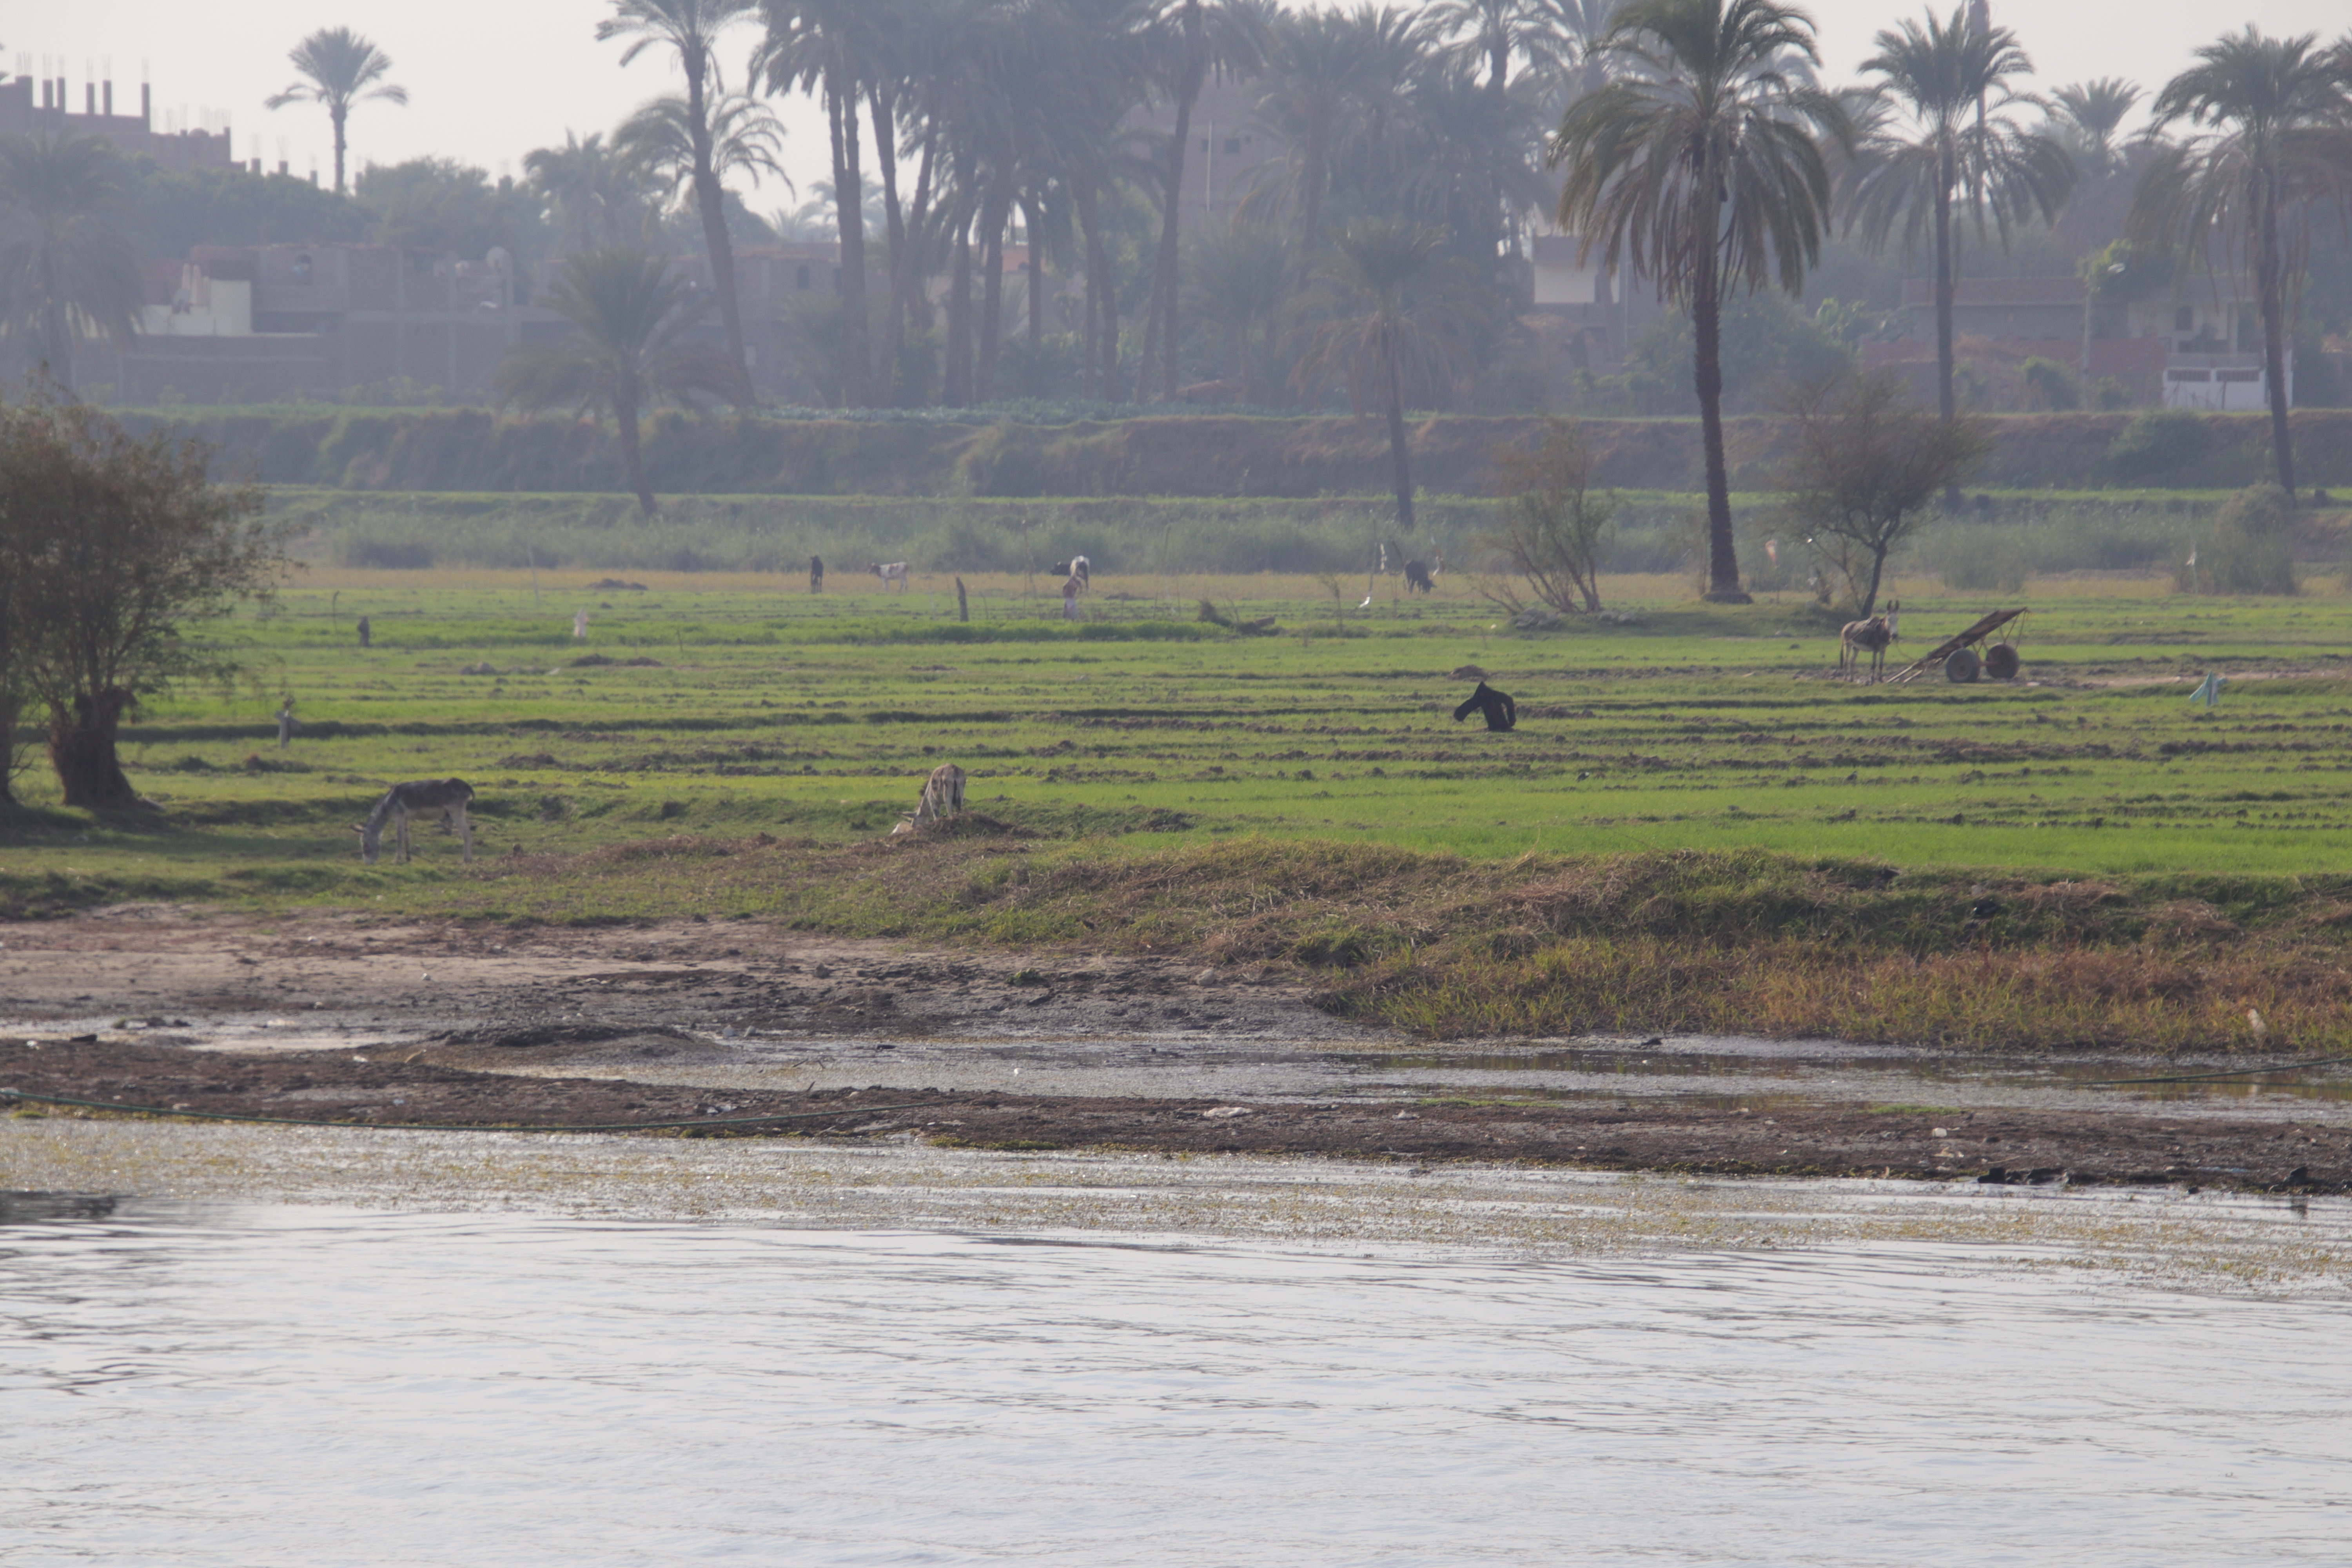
1358, 593, 1374, 609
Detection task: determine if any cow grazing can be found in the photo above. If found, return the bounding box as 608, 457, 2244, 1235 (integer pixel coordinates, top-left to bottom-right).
869, 561, 910, 591
1838, 600, 1901, 683
1403, 559, 1435, 593
358, 779, 476, 865
1452, 682, 1517, 732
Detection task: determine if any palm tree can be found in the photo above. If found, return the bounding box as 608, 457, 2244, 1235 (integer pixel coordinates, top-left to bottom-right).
1134, 0, 1272, 403
0, 136, 145, 392
1843, 7, 2075, 422
492, 249, 751, 514
1247, 4, 1411, 304
1183, 225, 1288, 403
1290, 219, 1486, 534
615, 89, 791, 278
598, 0, 761, 390
2048, 79, 2142, 178
525, 132, 656, 253
2131, 28, 2352, 500
1431, 0, 1574, 100
1549, 0, 1847, 603
263, 27, 408, 196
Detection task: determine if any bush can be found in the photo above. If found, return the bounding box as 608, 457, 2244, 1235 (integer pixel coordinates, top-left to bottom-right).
2021, 358, 2079, 411
2106, 409, 2214, 483
2181, 482, 2297, 595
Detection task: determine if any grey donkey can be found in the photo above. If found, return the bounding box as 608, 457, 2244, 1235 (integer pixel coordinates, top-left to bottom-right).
358, 779, 476, 864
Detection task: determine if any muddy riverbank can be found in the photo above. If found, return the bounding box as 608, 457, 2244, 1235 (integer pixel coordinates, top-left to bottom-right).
3, 909, 2347, 1192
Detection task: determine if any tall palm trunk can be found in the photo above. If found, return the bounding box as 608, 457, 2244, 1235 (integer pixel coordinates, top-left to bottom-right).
1140, 59, 1202, 403
869, 86, 906, 406
2257, 177, 2296, 497
1383, 323, 1414, 535
828, 73, 869, 407
332, 106, 350, 194
1294, 114, 1329, 303
946, 209, 974, 406
1022, 192, 1045, 396
1933, 140, 1956, 421
615, 390, 658, 515
975, 178, 1013, 401
1077, 174, 1101, 398
1691, 188, 1744, 603
684, 46, 749, 400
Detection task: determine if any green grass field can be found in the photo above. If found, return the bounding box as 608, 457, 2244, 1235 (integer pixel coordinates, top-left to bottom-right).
10, 560, 2352, 885
12, 559, 2352, 1050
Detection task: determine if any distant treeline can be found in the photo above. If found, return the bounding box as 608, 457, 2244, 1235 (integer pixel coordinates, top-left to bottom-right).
127, 407, 2352, 499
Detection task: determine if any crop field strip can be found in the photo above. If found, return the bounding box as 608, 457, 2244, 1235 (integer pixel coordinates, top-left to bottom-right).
9, 569, 2350, 895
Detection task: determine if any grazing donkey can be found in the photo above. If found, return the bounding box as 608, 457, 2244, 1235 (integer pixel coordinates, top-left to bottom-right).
358, 779, 477, 864
890, 764, 967, 836
869, 561, 911, 591
1838, 600, 1901, 683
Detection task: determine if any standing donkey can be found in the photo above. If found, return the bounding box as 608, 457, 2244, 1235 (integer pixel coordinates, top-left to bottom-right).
1838, 600, 1901, 683
891, 764, 967, 836
358, 779, 477, 864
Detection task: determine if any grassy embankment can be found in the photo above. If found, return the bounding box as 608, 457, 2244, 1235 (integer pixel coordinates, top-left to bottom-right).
8, 565, 2352, 1054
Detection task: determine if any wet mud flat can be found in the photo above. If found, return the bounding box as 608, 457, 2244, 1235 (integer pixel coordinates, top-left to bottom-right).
2, 909, 2348, 1192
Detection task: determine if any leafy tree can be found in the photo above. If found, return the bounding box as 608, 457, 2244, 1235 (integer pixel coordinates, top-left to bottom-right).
615, 90, 790, 269
1550, 0, 1848, 603
1774, 368, 1991, 614
0, 384, 283, 809
1843, 7, 2076, 422
1623, 288, 1851, 410
1482, 418, 1615, 613
492, 249, 751, 514
599, 0, 762, 390
355, 159, 547, 258
264, 27, 409, 196
1290, 219, 1485, 534
121, 160, 372, 256
2131, 27, 2352, 499
0, 136, 145, 394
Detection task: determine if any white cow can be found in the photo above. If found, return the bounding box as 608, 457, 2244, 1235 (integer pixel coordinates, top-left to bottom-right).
869, 561, 911, 591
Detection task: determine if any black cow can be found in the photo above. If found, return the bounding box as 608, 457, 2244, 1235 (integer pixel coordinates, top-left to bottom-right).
1403, 559, 1434, 593
1452, 681, 1516, 732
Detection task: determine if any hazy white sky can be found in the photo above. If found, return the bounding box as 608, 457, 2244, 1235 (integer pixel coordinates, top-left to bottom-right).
19, 0, 2352, 208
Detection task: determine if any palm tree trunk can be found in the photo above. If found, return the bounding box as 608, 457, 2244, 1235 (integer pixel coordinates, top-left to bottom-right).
1933, 145, 1956, 423
1022, 192, 1045, 396
828, 79, 869, 408
869, 87, 906, 406
1077, 174, 1101, 399
1295, 116, 1328, 306
2258, 185, 2296, 498
946, 210, 973, 407
976, 180, 1013, 402
616, 395, 657, 515
685, 57, 749, 401
1141, 73, 1200, 403
1384, 328, 1415, 535
332, 105, 348, 195
1691, 216, 1746, 603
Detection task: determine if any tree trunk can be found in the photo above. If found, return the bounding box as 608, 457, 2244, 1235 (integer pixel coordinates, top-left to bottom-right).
946, 211, 973, 407
1933, 143, 1956, 423
976, 180, 1012, 403
1022, 192, 1045, 396
48, 688, 137, 809
1384, 331, 1415, 535
1140, 70, 1200, 403
1294, 115, 1328, 307
869, 87, 906, 407
1077, 175, 1100, 399
687, 51, 750, 401
1690, 209, 1746, 603
616, 394, 657, 514
332, 105, 348, 195
831, 71, 869, 408
2258, 183, 2296, 499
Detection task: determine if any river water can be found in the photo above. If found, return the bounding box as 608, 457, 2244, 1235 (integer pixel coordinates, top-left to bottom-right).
5, 1127, 2350, 1566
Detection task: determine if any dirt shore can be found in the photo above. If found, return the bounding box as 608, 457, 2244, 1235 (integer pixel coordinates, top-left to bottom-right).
3, 909, 2347, 1192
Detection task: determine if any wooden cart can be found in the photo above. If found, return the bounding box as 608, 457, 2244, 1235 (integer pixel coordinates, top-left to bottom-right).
1885, 607, 2029, 685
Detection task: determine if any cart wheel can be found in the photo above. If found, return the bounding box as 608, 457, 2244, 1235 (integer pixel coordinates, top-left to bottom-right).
1983, 642, 2021, 680
1944, 647, 1983, 683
